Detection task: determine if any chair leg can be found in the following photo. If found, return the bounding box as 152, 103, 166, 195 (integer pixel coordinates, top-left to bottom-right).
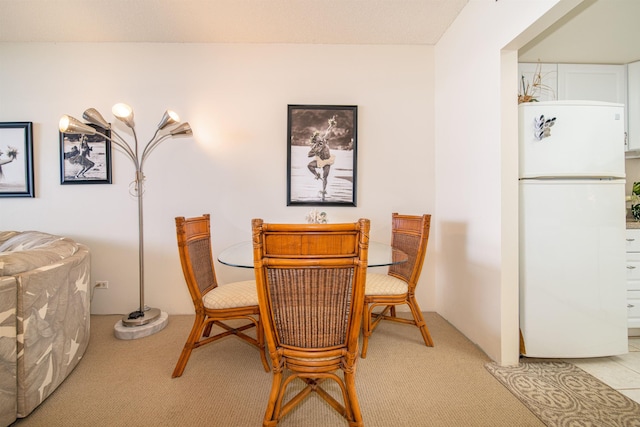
203, 321, 213, 338
361, 303, 373, 359
407, 296, 434, 347
172, 313, 206, 378
344, 370, 363, 427
263, 370, 284, 427
256, 319, 270, 372
361, 303, 393, 358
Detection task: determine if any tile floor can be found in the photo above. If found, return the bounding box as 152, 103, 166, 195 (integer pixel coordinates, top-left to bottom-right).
563, 337, 640, 404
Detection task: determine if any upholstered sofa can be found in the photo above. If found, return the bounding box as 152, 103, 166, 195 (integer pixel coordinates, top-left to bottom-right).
0, 231, 90, 426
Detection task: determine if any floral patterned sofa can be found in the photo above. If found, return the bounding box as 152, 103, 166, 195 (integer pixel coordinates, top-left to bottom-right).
0, 231, 90, 426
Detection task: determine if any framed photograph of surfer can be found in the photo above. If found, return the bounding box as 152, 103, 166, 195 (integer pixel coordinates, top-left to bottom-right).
286, 105, 357, 207
0, 122, 34, 198
60, 123, 112, 184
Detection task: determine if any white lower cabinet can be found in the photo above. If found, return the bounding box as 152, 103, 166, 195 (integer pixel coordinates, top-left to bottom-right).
626, 229, 640, 329
629, 294, 640, 326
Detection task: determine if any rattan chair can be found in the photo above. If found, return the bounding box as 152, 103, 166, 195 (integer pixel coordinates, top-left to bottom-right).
172, 214, 269, 378
361, 213, 433, 358
252, 218, 370, 427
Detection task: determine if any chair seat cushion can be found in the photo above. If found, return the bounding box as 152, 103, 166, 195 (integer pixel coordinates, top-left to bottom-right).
203, 280, 259, 309
365, 273, 408, 296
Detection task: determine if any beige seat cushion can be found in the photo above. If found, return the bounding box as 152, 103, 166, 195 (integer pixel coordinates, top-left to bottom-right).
203, 280, 259, 309
365, 273, 408, 296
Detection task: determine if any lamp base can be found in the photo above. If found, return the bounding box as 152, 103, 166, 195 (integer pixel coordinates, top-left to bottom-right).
121, 307, 161, 327
114, 310, 168, 340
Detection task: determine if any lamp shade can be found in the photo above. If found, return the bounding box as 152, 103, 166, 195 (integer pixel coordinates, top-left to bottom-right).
157, 110, 180, 130
169, 122, 192, 136
83, 108, 110, 129
112, 103, 135, 128
59, 115, 97, 135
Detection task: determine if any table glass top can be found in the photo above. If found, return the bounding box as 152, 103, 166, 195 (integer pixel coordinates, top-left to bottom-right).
217, 240, 407, 269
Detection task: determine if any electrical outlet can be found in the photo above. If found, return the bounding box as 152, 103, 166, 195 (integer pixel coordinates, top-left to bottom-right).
95, 281, 109, 289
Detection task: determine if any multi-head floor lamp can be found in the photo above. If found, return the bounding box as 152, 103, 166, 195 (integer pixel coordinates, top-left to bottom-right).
60, 103, 192, 327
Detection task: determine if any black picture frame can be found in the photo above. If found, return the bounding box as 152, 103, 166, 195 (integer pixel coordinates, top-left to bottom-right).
287, 105, 357, 206
0, 122, 34, 198
60, 124, 112, 184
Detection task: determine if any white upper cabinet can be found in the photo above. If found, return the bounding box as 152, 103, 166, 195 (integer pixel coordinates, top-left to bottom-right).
557, 64, 626, 104
518, 63, 626, 104
628, 61, 640, 152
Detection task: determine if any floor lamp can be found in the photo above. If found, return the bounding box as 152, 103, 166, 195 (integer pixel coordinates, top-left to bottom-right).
60, 104, 192, 328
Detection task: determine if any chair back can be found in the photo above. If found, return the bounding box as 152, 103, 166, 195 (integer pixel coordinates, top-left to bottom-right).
387, 213, 431, 291
175, 214, 219, 310
251, 219, 370, 354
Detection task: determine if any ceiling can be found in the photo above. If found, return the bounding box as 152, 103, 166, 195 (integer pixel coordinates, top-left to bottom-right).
0, 0, 637, 64
0, 0, 468, 45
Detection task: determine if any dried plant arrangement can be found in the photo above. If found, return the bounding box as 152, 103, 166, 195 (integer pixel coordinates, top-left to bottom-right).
518, 62, 556, 104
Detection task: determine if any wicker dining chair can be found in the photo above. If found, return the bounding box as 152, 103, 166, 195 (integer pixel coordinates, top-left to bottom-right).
361, 213, 433, 358
172, 214, 269, 378
251, 218, 370, 427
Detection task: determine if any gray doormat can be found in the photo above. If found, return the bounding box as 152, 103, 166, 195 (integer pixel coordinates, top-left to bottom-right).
485, 361, 640, 427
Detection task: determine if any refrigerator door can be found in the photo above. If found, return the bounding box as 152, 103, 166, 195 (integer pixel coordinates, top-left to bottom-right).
519, 101, 625, 179
519, 179, 628, 358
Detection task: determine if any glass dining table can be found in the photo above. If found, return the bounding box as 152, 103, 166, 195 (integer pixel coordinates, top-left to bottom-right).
218, 241, 408, 268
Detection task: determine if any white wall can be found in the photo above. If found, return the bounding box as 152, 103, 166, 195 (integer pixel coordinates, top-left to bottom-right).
0, 43, 436, 316
434, 0, 580, 365
518, 0, 640, 65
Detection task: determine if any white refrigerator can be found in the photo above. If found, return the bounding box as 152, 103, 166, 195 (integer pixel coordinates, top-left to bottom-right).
519, 100, 628, 358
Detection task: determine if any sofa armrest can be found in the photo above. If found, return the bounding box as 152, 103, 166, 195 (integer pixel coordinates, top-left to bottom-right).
15, 244, 90, 418
0, 276, 17, 426
0, 232, 79, 277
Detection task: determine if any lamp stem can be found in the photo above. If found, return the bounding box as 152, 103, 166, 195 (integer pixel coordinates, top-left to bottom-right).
121, 136, 161, 327
132, 128, 140, 169
137, 169, 145, 314
141, 134, 171, 167
110, 132, 137, 161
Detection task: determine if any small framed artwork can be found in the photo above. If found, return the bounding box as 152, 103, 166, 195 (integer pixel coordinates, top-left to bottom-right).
60, 124, 111, 184
287, 105, 357, 206
0, 122, 34, 198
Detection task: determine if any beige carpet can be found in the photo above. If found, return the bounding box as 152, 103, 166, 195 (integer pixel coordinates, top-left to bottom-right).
13, 313, 544, 427
485, 361, 640, 427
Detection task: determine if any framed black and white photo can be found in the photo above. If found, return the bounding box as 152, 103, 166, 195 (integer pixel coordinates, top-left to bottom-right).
287, 105, 357, 206
0, 122, 34, 198
60, 124, 112, 184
